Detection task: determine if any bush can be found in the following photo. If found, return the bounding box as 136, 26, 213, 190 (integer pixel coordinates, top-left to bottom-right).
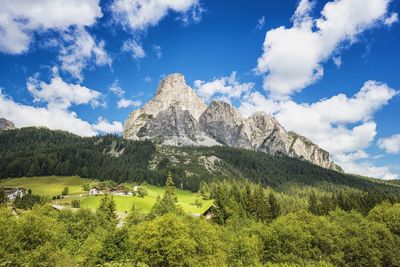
62, 187, 69, 196
71, 200, 80, 208
14, 194, 44, 209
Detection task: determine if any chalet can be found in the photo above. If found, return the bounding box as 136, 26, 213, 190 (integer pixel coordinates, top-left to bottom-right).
202, 204, 216, 220
4, 187, 28, 201
89, 186, 103, 196
109, 186, 132, 196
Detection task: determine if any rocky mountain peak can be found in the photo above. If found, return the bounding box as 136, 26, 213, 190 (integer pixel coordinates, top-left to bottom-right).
0, 118, 15, 131
155, 73, 187, 96
123, 73, 341, 172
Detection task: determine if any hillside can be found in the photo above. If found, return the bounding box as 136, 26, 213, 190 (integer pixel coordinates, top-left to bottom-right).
1, 127, 399, 197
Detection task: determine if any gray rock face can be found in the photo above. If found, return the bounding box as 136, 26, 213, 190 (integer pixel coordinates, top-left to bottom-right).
123, 73, 341, 171
0, 118, 15, 131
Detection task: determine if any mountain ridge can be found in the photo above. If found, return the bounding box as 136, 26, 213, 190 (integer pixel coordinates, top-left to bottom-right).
124, 73, 342, 172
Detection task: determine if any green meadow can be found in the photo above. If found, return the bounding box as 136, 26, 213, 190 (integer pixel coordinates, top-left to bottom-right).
0, 176, 213, 214
0, 176, 96, 196
80, 184, 213, 214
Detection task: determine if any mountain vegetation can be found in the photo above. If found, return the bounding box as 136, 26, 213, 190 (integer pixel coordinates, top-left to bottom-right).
1, 127, 399, 197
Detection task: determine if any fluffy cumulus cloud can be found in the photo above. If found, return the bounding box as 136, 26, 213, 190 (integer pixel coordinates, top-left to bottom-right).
0, 73, 123, 136
384, 12, 399, 26
238, 80, 398, 179
27, 69, 103, 109
111, 0, 201, 31
117, 98, 141, 109
378, 134, 400, 154
194, 72, 254, 102
122, 39, 146, 59
92, 117, 123, 134
60, 27, 112, 80
0, 0, 102, 54
256, 0, 394, 98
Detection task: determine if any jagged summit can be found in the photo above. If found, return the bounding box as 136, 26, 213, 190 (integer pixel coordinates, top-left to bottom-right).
0, 118, 15, 131
123, 74, 341, 171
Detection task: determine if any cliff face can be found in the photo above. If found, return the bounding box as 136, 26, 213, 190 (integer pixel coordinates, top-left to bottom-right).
123, 73, 342, 171
0, 118, 15, 131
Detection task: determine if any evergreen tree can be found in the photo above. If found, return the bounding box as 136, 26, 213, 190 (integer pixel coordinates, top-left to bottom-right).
165, 171, 177, 201
308, 191, 320, 215
126, 202, 143, 226
267, 192, 280, 222
62, 187, 69, 196
149, 172, 180, 217
97, 194, 118, 228
253, 185, 268, 221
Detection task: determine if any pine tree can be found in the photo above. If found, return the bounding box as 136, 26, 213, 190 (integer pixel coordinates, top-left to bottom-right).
308, 191, 320, 215
149, 172, 180, 217
165, 171, 176, 201
253, 185, 268, 221
97, 194, 118, 227
267, 192, 280, 222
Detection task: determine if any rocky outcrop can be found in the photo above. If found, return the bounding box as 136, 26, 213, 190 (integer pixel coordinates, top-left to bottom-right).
124, 73, 207, 140
0, 118, 15, 131
123, 73, 341, 171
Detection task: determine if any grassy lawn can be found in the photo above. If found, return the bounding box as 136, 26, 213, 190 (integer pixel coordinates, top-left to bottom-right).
1, 176, 213, 215
0, 176, 97, 197
80, 185, 213, 214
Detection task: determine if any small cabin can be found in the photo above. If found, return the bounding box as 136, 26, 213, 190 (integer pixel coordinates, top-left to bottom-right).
4, 187, 28, 201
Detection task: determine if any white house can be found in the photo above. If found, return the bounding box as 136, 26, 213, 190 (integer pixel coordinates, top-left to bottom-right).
89, 187, 103, 195
4, 188, 28, 201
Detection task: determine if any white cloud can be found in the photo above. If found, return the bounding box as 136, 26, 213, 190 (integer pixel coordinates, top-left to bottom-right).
26, 69, 102, 109
194, 72, 254, 102
111, 0, 200, 31
110, 81, 125, 97
240, 80, 397, 154
117, 98, 141, 109
153, 45, 162, 59
255, 16, 266, 30
92, 117, 123, 134
384, 12, 398, 26
256, 0, 393, 98
334, 152, 398, 179
238, 80, 398, 179
122, 39, 146, 59
0, 0, 102, 54
144, 76, 152, 83
378, 134, 400, 154
333, 56, 342, 68
0, 91, 96, 136
60, 27, 112, 80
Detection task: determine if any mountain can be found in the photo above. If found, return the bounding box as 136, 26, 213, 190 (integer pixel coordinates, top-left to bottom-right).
124, 74, 342, 171
0, 118, 15, 131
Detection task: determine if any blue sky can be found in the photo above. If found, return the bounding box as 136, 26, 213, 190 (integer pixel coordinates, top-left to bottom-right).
0, 0, 399, 179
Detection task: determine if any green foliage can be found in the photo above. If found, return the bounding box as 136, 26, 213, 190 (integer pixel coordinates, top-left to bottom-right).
267, 192, 281, 222
149, 173, 182, 217
71, 200, 80, 208
14, 194, 45, 209
368, 201, 400, 236
97, 194, 118, 228
62, 186, 69, 196
0, 187, 6, 205
135, 186, 148, 197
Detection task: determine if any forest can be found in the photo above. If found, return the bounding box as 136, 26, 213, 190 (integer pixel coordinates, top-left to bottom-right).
1, 127, 399, 196
1, 175, 400, 267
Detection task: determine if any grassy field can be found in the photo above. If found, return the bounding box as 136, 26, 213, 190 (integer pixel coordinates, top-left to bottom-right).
1, 176, 213, 215
80, 185, 213, 214
0, 176, 96, 196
